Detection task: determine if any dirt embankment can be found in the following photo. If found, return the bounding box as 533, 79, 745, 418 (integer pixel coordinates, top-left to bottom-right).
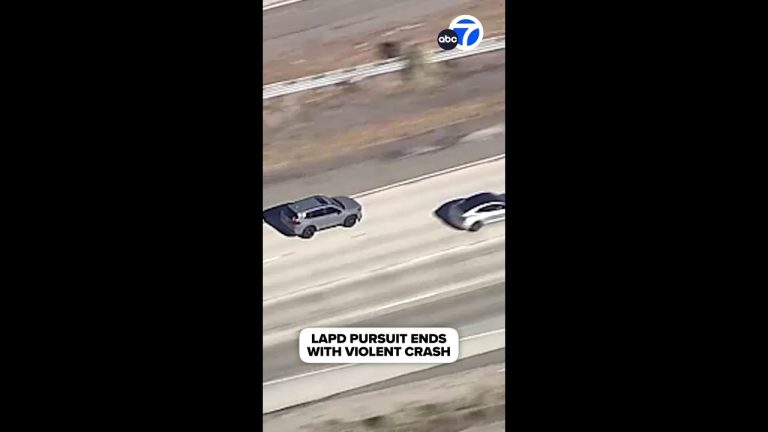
263, 363, 506, 432
263, 0, 505, 84
263, 51, 505, 179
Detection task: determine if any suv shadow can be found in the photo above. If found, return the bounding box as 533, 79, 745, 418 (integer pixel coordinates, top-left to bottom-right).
262, 204, 297, 238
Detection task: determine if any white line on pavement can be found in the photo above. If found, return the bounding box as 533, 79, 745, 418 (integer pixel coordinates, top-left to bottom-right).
263, 0, 305, 11
372, 291, 440, 312
263, 252, 294, 264
263, 364, 354, 386
351, 153, 505, 198
461, 328, 505, 341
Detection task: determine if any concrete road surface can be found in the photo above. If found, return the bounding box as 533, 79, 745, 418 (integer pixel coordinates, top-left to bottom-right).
263, 157, 505, 346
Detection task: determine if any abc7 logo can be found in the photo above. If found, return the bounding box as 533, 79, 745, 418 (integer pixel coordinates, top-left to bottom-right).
437, 15, 484, 51
437, 29, 459, 50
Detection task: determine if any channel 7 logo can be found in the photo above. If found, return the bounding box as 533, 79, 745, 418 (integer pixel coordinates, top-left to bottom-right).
437, 15, 484, 51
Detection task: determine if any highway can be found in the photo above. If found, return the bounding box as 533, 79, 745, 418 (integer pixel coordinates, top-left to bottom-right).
263, 156, 505, 344
262, 129, 506, 412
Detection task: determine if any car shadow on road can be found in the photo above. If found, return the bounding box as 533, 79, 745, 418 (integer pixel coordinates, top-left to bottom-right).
263, 204, 297, 238
433, 199, 465, 231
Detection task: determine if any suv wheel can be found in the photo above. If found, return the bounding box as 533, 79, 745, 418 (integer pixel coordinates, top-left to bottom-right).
301, 226, 316, 239
469, 221, 483, 232
343, 215, 358, 227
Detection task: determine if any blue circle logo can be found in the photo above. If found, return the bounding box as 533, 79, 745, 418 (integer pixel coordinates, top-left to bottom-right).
448, 15, 484, 51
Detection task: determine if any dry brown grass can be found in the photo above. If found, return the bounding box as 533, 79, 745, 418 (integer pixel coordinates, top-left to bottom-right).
313, 385, 505, 432
263, 93, 505, 176
263, 0, 505, 83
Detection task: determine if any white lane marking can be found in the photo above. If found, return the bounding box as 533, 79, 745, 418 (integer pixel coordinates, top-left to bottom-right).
399, 236, 498, 267
262, 235, 504, 305
498, 368, 505, 373
351, 153, 505, 198
364, 236, 502, 275
263, 252, 294, 264
461, 328, 505, 341
400, 23, 424, 31
263, 0, 305, 11
368, 275, 502, 313
263, 327, 506, 386
372, 291, 439, 313
263, 364, 354, 386
405, 245, 467, 265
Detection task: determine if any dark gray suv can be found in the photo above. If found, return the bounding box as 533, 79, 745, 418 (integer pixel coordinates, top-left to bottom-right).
281, 195, 363, 238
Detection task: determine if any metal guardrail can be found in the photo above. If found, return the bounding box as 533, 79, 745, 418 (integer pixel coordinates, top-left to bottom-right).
263, 36, 506, 100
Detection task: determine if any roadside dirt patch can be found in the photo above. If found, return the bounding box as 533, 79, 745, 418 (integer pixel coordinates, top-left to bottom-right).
263, 93, 504, 177
263, 0, 505, 84
262, 51, 505, 180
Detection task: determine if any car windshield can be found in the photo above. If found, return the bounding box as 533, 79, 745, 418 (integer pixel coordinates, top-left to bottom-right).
331, 198, 345, 209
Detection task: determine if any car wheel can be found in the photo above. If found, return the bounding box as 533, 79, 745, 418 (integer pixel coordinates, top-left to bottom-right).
343, 215, 358, 227
469, 221, 483, 232
301, 226, 316, 239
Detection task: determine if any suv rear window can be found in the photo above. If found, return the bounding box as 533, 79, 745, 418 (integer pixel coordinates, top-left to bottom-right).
331, 198, 345, 209
284, 208, 298, 219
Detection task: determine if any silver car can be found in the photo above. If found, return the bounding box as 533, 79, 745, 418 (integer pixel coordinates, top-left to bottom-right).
443, 192, 506, 231
281, 195, 363, 239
